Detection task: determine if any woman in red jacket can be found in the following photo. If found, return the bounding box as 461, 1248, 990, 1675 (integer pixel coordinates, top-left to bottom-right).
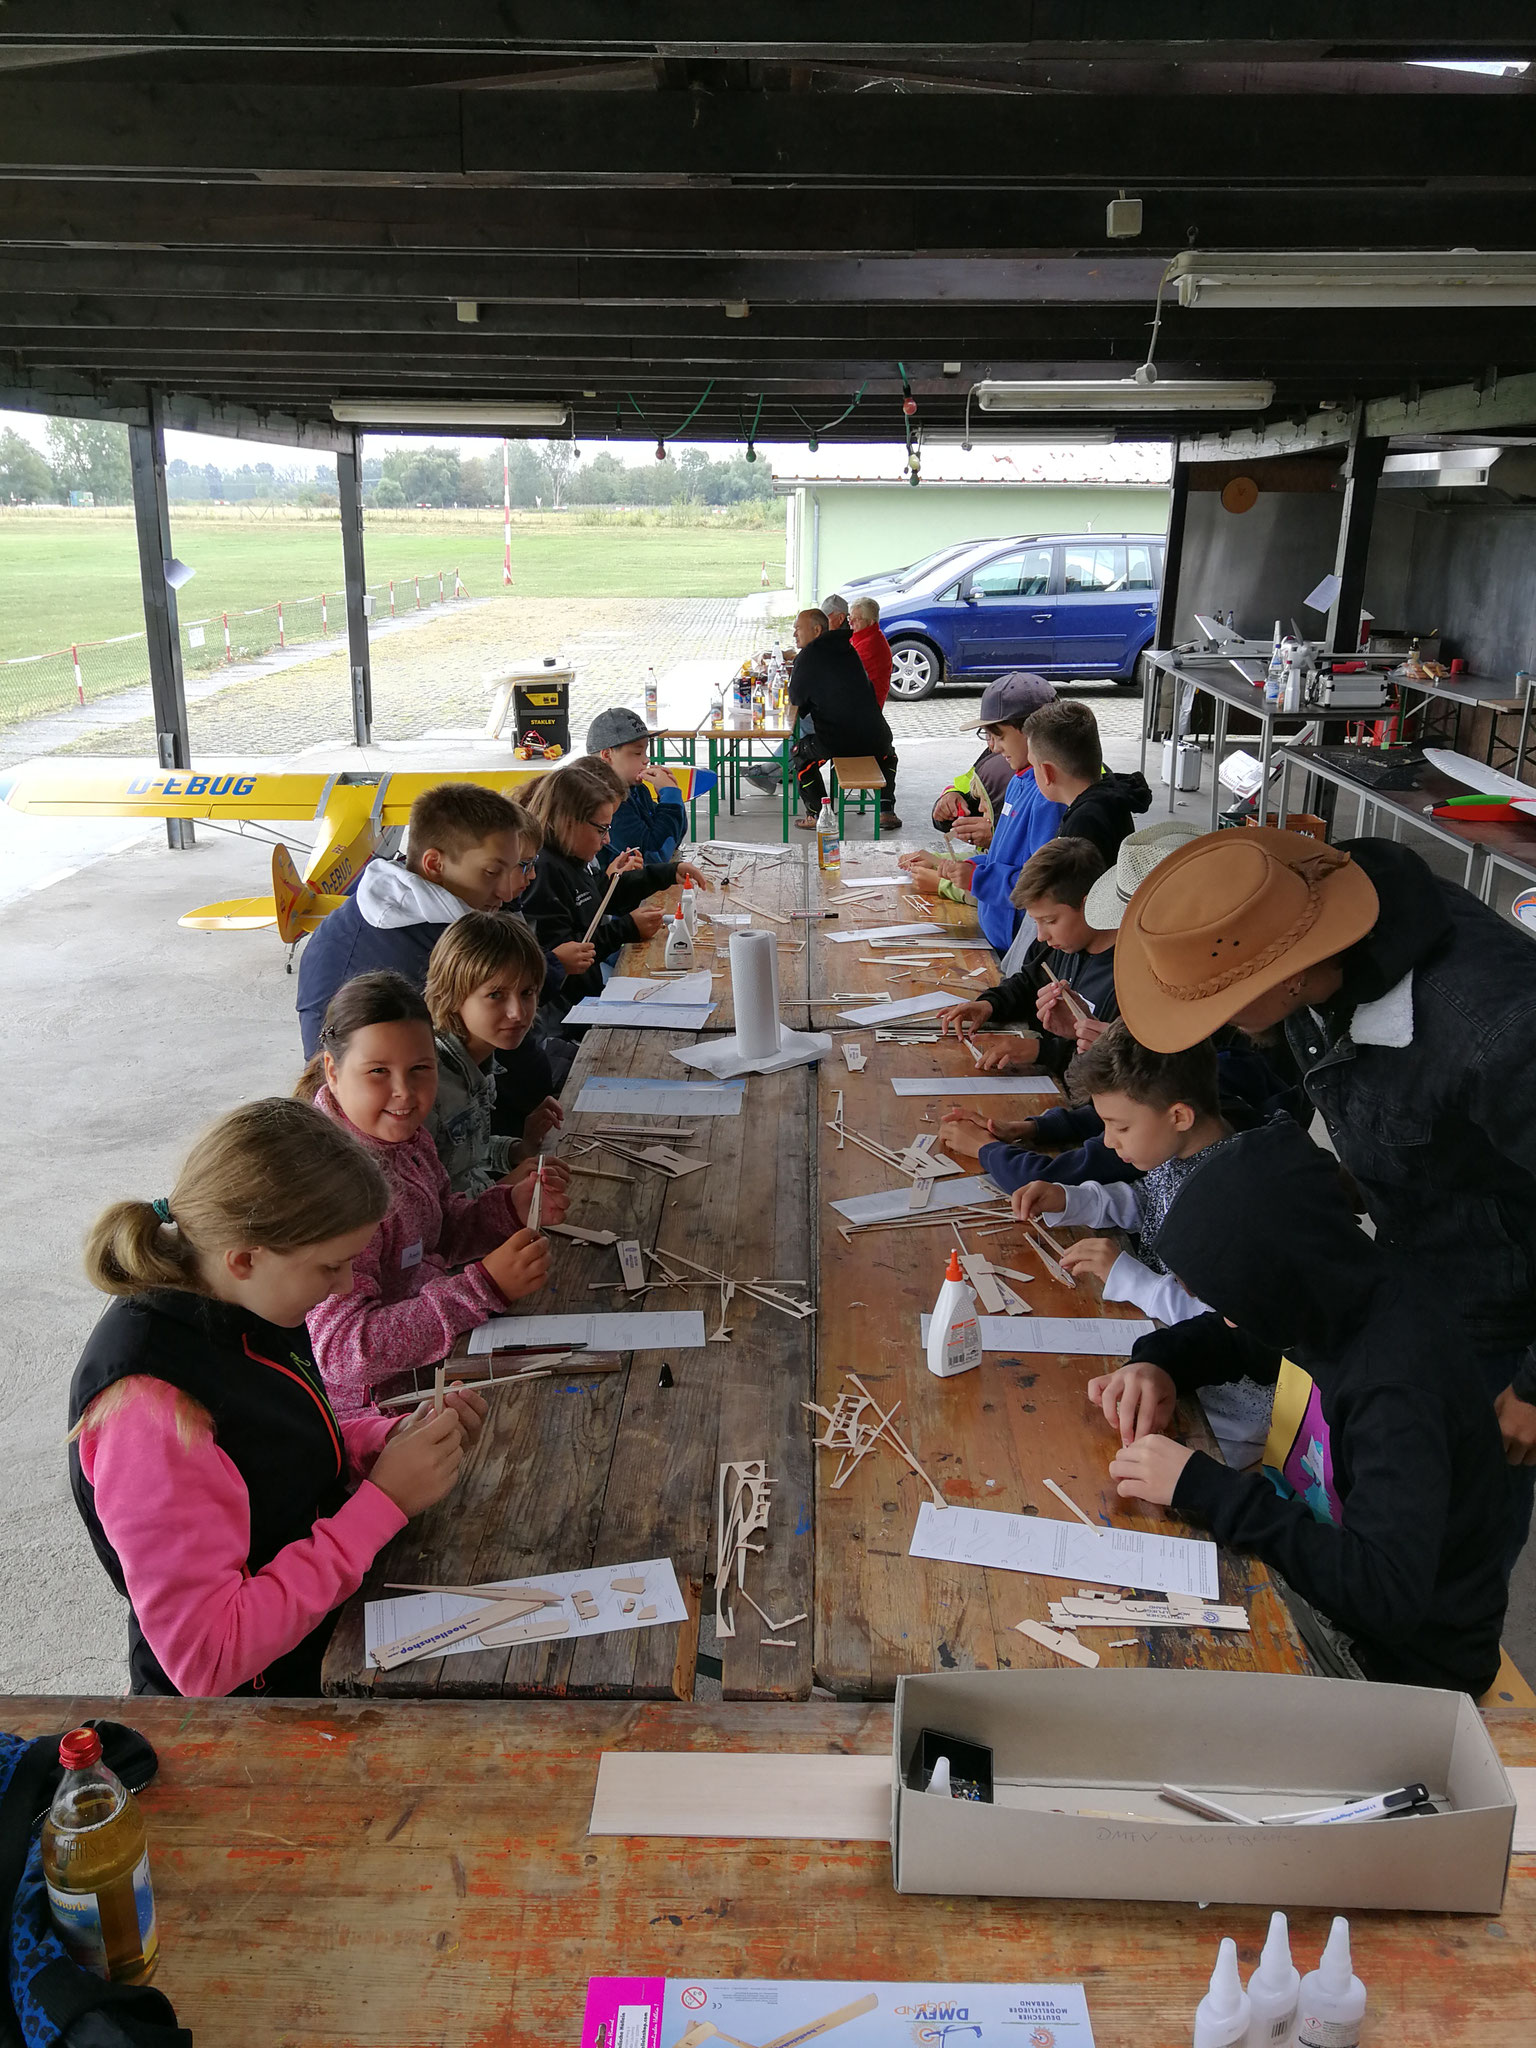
849, 596, 894, 709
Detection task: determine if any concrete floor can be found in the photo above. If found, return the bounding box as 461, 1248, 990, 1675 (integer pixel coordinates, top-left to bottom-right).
4, 710, 1533, 1695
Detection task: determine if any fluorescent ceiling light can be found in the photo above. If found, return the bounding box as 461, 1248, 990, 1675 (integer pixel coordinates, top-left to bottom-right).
925, 427, 1118, 444
330, 399, 569, 428
1170, 249, 1536, 308
974, 377, 1273, 414
1409, 59, 1529, 77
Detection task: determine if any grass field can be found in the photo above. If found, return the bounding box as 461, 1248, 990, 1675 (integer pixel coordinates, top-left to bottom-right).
0, 506, 785, 665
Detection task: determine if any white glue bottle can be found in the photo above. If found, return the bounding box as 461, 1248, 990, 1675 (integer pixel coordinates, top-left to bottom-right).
926, 1251, 982, 1379
1193, 1938, 1252, 2048
681, 876, 699, 937
1295, 1919, 1365, 2048
1245, 1913, 1301, 2048
663, 907, 693, 967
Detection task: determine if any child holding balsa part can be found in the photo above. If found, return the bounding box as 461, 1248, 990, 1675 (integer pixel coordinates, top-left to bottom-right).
68, 1098, 488, 1697
425, 912, 559, 1196
299, 970, 569, 1418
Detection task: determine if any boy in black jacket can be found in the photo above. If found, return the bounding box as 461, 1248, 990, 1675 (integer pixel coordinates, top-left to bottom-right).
1091, 1116, 1509, 1697
1020, 699, 1151, 863
522, 759, 709, 1033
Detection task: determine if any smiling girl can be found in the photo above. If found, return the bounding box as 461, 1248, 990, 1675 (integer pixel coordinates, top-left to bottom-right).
69, 1098, 487, 1696
424, 913, 561, 1194
297, 971, 567, 1417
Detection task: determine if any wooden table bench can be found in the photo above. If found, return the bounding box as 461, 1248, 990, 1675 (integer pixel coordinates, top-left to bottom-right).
802, 863, 1311, 1694
831, 755, 889, 839
8, 1693, 1531, 2048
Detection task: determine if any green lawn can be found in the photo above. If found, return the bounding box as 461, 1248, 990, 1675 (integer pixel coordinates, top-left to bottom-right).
0, 508, 782, 664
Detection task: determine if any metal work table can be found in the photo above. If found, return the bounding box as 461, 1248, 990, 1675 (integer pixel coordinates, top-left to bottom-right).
1393, 671, 1536, 777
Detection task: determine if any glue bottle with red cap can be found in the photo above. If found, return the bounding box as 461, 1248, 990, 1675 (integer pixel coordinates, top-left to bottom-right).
41, 1727, 159, 1984
927, 1250, 982, 1379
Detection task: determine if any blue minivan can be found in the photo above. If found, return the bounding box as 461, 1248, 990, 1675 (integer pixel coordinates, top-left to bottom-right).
847, 533, 1164, 700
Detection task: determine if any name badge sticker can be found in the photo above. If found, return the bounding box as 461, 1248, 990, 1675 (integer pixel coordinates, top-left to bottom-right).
400, 1240, 424, 1270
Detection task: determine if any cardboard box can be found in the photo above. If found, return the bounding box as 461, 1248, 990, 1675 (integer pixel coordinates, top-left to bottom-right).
891, 1670, 1514, 1913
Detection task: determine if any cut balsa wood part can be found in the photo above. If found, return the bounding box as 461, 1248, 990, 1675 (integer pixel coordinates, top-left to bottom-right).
1024, 1217, 1077, 1288
1043, 1477, 1098, 1529
527, 1156, 546, 1233
544, 1222, 621, 1246
432, 1363, 446, 1415
1016, 1617, 1100, 1669
580, 868, 624, 945
637, 1604, 657, 1620
907, 1175, 933, 1212
814, 1371, 947, 1507
715, 1458, 773, 1640
841, 1041, 867, 1072
383, 1582, 561, 1604
478, 1615, 573, 1648
372, 1595, 552, 1670
567, 1164, 635, 1183
616, 1239, 646, 1292
609, 1575, 647, 1594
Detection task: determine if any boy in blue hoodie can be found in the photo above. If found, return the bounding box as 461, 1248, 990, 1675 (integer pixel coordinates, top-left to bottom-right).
898, 672, 1063, 952
586, 706, 689, 861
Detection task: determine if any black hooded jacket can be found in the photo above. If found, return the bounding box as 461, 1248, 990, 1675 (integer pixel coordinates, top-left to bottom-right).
1136, 1117, 1508, 1696
787, 630, 894, 759
522, 842, 678, 1020
1058, 769, 1152, 865
1285, 838, 1536, 1400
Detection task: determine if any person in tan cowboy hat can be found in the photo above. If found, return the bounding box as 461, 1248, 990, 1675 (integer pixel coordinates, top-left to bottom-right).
1115, 824, 1536, 1570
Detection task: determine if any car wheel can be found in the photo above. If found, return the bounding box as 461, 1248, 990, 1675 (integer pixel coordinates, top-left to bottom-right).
887, 640, 941, 701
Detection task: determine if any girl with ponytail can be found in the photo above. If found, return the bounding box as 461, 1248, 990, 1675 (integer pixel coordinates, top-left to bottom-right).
71, 1097, 489, 1697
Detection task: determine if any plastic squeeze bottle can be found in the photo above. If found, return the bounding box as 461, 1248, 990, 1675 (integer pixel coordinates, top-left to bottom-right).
1193, 1937, 1252, 2048
1245, 1912, 1301, 2047
663, 908, 693, 967
681, 876, 699, 937
927, 1251, 982, 1379
816, 797, 841, 873
42, 1728, 159, 1985
1295, 1919, 1366, 2048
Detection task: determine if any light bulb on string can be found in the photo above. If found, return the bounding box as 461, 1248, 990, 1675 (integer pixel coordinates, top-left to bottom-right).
655, 439, 667, 461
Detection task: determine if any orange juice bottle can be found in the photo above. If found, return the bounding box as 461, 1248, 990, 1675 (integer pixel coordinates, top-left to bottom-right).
41, 1728, 159, 1984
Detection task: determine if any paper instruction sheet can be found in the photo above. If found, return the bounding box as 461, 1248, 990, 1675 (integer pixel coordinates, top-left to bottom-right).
911, 1500, 1220, 1599
563, 997, 715, 1030
920, 1312, 1154, 1356
468, 1311, 707, 1354
581, 1978, 1096, 2048
824, 920, 946, 944
573, 1076, 745, 1116
891, 1076, 1059, 1097
831, 1172, 1000, 1223
604, 971, 716, 1005
837, 992, 956, 1026
364, 1555, 686, 1668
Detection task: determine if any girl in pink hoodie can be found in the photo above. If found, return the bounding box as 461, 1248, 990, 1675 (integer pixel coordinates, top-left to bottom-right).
68, 1097, 487, 1696
301, 970, 568, 1417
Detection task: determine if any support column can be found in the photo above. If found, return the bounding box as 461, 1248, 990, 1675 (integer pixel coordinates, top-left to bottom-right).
337, 430, 373, 745
128, 391, 193, 849
1155, 455, 1191, 651
1327, 410, 1388, 654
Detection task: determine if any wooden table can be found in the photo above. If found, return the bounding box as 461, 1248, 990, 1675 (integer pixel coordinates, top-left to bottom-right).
802, 861, 1309, 1696
10, 1693, 1533, 2048
323, 1016, 815, 1704
624, 843, 811, 1031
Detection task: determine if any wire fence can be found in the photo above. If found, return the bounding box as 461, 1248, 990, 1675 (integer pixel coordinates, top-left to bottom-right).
0, 567, 470, 730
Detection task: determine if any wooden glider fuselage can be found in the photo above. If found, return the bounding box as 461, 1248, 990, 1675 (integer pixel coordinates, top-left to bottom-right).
0, 758, 707, 943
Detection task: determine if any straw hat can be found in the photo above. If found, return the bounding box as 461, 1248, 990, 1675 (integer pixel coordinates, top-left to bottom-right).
1114, 828, 1380, 1052
1084, 819, 1204, 934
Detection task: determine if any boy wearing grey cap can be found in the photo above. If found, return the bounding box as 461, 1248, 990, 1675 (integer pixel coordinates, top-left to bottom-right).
585, 705, 688, 862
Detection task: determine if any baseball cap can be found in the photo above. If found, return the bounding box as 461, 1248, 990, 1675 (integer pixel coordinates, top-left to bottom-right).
976, 671, 1056, 728
586, 706, 651, 752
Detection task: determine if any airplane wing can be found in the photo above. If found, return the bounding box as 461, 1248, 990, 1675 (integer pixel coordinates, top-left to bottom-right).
371, 763, 710, 824
0, 760, 333, 822
1423, 748, 1536, 816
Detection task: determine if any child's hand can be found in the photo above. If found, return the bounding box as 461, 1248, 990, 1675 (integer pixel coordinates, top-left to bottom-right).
899, 848, 938, 872
1035, 981, 1078, 1040
481, 1227, 552, 1303
1108, 1433, 1193, 1508
606, 847, 644, 878
986, 1115, 1037, 1145
554, 940, 597, 975
442, 1386, 489, 1443
630, 900, 666, 940
937, 1110, 989, 1162
506, 1161, 569, 1230
1060, 1235, 1120, 1286
642, 764, 679, 794
1012, 1180, 1066, 1223
675, 861, 711, 890
1087, 1361, 1178, 1446
949, 813, 990, 847
522, 1096, 564, 1148
1072, 1014, 1108, 1054
937, 998, 993, 1037
931, 790, 963, 826
369, 1404, 468, 1518
976, 1034, 1039, 1073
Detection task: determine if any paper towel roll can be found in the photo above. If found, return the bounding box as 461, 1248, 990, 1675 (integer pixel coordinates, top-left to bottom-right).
730, 928, 782, 1059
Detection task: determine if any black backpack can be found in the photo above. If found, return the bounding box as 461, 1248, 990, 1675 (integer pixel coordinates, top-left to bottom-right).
1, 1721, 189, 2048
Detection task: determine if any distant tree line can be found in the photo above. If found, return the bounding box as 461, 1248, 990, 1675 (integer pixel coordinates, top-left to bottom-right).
0, 421, 776, 511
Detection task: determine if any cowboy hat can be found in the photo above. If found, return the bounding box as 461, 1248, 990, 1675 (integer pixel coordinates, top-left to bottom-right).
1083, 818, 1203, 934
1114, 827, 1380, 1051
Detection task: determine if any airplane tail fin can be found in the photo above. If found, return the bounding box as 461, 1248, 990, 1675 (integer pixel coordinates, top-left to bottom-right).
272, 844, 346, 942
179, 898, 279, 932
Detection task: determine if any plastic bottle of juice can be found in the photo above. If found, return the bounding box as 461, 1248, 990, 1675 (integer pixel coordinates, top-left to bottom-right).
42, 1728, 159, 1984
816, 797, 841, 872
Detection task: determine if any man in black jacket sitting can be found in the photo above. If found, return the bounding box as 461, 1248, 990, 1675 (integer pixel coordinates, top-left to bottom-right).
787, 608, 901, 831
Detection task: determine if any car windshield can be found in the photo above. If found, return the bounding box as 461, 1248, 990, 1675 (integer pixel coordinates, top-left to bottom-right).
887, 542, 982, 590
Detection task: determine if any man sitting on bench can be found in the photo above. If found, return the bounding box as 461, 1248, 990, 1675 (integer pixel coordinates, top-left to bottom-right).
785, 607, 901, 832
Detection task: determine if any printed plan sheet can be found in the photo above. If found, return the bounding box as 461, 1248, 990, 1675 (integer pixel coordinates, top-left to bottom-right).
910, 1502, 1220, 1599
468, 1312, 706, 1354
919, 1314, 1155, 1356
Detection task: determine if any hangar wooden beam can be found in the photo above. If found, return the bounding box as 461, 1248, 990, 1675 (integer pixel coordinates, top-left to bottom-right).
127, 394, 194, 851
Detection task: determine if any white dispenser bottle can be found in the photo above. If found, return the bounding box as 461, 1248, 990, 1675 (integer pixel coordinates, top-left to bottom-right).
926, 1251, 982, 1379
681, 876, 699, 937
1193, 1938, 1252, 2048
663, 908, 693, 967
1295, 1919, 1365, 2048
1245, 1912, 1301, 2048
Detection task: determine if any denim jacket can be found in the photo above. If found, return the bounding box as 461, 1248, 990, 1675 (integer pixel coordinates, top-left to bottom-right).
1285, 838, 1536, 1402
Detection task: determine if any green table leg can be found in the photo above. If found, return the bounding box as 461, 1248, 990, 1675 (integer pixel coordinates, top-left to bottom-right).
780, 736, 791, 842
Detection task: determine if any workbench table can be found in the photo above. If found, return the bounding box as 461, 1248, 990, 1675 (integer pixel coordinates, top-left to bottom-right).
7, 1693, 1532, 2048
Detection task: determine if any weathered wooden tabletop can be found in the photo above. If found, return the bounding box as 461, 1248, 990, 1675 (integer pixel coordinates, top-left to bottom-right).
324, 1015, 815, 1703
620, 841, 811, 1031
8, 1694, 1532, 2048
802, 859, 1310, 1696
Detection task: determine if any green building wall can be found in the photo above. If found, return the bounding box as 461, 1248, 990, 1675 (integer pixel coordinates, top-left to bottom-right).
784, 482, 1170, 608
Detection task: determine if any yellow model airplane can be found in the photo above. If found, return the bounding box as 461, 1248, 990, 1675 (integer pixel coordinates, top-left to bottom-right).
0, 758, 711, 941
